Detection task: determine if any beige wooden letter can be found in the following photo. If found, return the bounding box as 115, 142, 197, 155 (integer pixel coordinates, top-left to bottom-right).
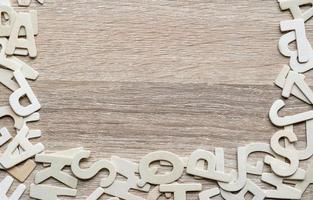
35, 148, 81, 189
269, 99, 313, 126
186, 149, 231, 182
9, 70, 41, 117
6, 12, 37, 57
71, 149, 117, 187
275, 65, 310, 104
217, 147, 247, 192
139, 151, 184, 185
282, 71, 313, 104
264, 130, 299, 177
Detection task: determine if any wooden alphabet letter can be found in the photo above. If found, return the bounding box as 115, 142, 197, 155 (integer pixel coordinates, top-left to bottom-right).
9, 70, 41, 117
139, 151, 184, 185
6, 12, 37, 57
269, 99, 313, 126
186, 149, 231, 182
35, 148, 81, 188
217, 147, 247, 192
264, 130, 299, 177
275, 65, 310, 104
282, 71, 313, 104
71, 149, 117, 187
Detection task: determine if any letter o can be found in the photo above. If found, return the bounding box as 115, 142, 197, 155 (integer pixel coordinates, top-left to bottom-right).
139, 151, 184, 185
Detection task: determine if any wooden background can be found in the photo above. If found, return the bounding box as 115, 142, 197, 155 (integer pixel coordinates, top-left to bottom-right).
1, 0, 313, 199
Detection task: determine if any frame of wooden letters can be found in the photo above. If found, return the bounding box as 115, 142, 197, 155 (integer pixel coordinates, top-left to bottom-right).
1, 0, 313, 199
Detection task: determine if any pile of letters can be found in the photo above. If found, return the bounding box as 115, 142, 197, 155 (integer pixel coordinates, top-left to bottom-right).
0, 0, 43, 199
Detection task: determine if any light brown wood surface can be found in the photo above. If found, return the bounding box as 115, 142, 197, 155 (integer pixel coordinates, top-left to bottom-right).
1, 0, 313, 199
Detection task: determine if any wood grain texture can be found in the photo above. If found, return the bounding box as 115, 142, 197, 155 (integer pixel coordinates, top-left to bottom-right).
1, 0, 313, 199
